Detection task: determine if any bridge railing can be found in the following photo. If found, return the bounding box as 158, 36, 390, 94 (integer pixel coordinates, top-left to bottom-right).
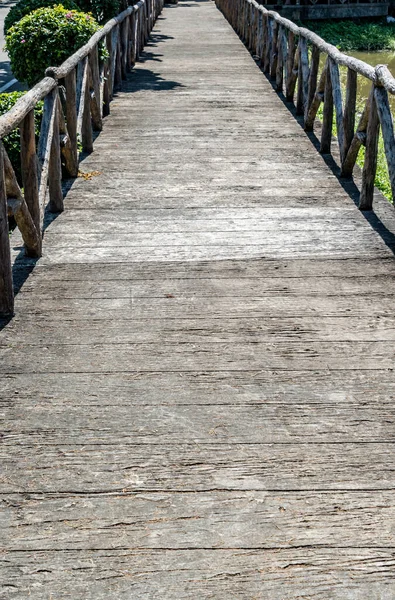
216, 0, 395, 209
0, 0, 163, 317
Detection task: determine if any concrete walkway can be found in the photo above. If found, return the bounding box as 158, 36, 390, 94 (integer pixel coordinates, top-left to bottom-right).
1, 1, 395, 597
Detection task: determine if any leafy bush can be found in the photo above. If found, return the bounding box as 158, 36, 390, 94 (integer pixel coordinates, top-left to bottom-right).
6, 5, 103, 86
0, 92, 43, 183
4, 0, 80, 35
305, 19, 395, 52
78, 0, 122, 24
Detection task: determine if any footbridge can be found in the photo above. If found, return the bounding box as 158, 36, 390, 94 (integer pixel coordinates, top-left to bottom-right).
2, 0, 395, 596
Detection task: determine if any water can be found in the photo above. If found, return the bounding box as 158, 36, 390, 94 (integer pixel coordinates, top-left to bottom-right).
348, 50, 395, 109
318, 49, 395, 110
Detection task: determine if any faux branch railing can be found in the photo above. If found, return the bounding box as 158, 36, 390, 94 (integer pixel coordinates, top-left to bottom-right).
216, 0, 395, 206
0, 0, 163, 317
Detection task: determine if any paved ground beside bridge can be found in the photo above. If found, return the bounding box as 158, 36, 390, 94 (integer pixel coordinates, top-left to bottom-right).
2, 0, 395, 597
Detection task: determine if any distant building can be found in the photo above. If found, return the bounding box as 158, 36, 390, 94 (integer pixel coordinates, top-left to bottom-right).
259, 0, 388, 20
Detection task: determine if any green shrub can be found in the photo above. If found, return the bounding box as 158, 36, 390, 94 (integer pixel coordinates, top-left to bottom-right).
6, 5, 103, 86
4, 0, 80, 35
0, 92, 43, 183
78, 0, 122, 24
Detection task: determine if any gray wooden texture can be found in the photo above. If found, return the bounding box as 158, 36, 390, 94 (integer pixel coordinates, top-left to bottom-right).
2, 0, 395, 597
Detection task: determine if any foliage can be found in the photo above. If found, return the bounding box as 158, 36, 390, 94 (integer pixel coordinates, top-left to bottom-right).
6, 5, 103, 86
4, 0, 79, 35
78, 0, 122, 24
0, 92, 43, 183
304, 19, 395, 52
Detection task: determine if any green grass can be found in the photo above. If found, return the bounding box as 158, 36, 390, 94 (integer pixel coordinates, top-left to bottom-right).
304, 19, 395, 52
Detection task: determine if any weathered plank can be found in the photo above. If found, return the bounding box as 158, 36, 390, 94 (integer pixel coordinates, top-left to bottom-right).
2, 548, 395, 600
12, 257, 395, 280
3, 490, 395, 550
3, 315, 395, 345
2, 442, 395, 492
3, 397, 395, 443
14, 274, 395, 298
9, 295, 395, 320
1, 370, 394, 405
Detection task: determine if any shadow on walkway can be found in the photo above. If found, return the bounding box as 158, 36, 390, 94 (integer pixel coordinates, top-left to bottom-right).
1, 14, 183, 331
262, 67, 395, 256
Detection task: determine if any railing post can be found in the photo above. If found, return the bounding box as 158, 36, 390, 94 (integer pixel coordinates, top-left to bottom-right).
360, 86, 380, 211
130, 11, 137, 66
64, 69, 79, 176
20, 109, 41, 257
263, 16, 272, 74
120, 17, 129, 77
269, 19, 278, 79
343, 68, 357, 161
0, 143, 14, 317
275, 25, 285, 92
320, 60, 333, 154
89, 45, 103, 131
77, 57, 93, 153
48, 90, 64, 213
304, 45, 319, 126
375, 84, 395, 202
285, 30, 296, 102
106, 32, 114, 101
296, 36, 309, 116
329, 57, 345, 163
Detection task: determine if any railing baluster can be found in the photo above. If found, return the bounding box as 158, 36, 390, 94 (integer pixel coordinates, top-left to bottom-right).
329, 57, 345, 162
342, 96, 370, 177
285, 30, 297, 102
257, 10, 263, 61
343, 68, 357, 162
360, 86, 380, 210
305, 45, 319, 126
269, 19, 278, 79
38, 88, 57, 215
130, 11, 137, 66
304, 61, 326, 131
263, 15, 271, 74
64, 69, 79, 175
275, 25, 285, 92
0, 143, 14, 317
48, 93, 63, 213
77, 57, 93, 153
106, 32, 114, 101
115, 26, 123, 90
89, 46, 103, 131
120, 16, 129, 77
375, 85, 395, 202
320, 59, 333, 154
296, 36, 309, 116
20, 109, 41, 257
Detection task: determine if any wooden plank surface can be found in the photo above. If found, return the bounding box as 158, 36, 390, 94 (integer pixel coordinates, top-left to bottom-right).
2, 0, 395, 597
